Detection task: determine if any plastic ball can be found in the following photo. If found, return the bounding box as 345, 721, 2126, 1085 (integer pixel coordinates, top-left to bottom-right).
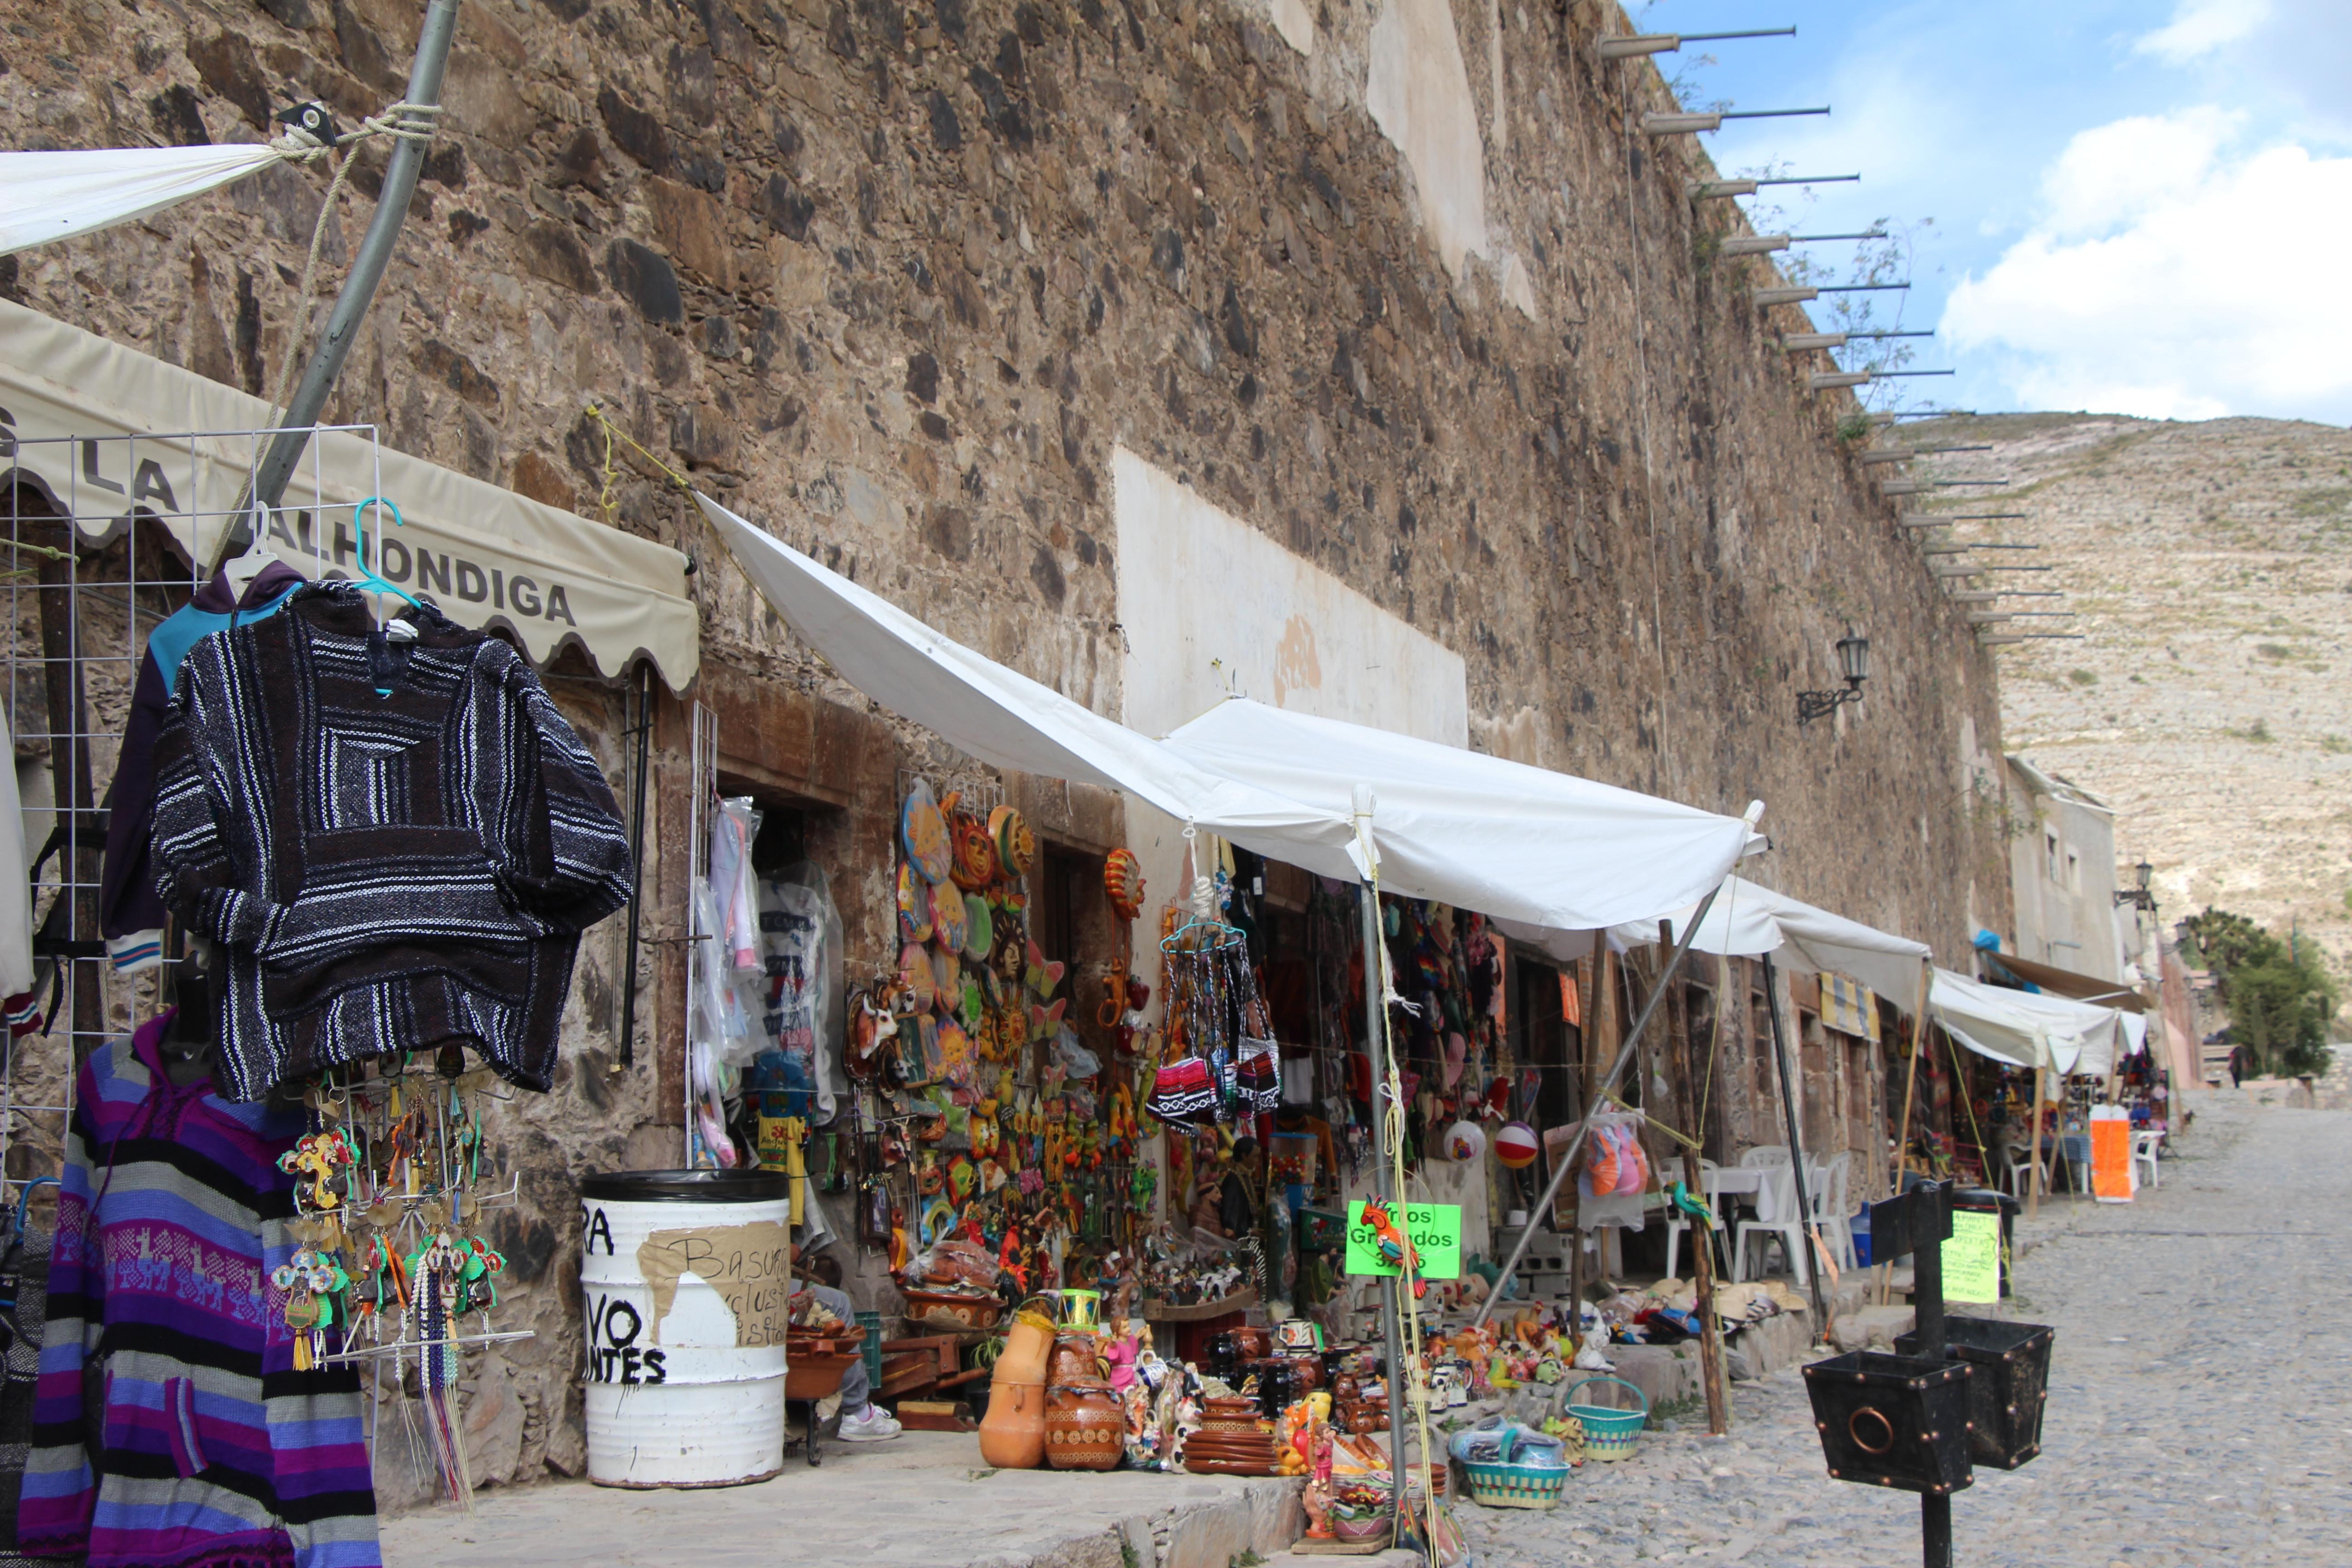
1495, 1122, 1540, 1169
1443, 1120, 1487, 1163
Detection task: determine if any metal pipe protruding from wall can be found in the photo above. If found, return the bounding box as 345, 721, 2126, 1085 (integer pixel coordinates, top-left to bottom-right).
1643, 106, 1829, 135
1602, 26, 1796, 60
1754, 281, 1910, 306
1690, 173, 1859, 200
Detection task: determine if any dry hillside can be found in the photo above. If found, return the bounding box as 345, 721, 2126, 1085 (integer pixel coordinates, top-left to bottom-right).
1902, 414, 2352, 980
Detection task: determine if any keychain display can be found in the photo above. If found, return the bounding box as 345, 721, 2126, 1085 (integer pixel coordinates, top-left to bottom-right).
276, 1059, 529, 1507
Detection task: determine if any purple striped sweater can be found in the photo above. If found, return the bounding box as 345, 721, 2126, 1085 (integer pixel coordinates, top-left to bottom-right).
19, 1016, 380, 1567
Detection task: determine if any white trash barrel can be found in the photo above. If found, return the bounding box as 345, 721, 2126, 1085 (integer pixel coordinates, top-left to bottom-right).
580, 1169, 792, 1487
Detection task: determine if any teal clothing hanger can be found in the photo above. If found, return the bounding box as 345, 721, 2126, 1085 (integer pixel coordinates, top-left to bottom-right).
351, 496, 421, 608
352, 496, 419, 697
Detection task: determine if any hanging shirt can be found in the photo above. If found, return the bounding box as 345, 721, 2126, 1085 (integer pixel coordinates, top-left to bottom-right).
147, 582, 634, 1101
97, 561, 306, 972
18, 1016, 380, 1568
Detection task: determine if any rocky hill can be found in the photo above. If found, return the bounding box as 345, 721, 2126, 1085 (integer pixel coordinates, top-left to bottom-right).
1901, 413, 2352, 982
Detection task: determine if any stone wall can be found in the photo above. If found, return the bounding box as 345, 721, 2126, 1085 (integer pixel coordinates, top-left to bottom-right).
0, 0, 2012, 1498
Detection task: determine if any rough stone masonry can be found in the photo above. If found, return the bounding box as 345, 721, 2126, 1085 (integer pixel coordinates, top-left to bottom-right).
0, 0, 2013, 1500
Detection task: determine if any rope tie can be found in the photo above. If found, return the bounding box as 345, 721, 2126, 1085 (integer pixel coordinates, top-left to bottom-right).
259, 102, 447, 433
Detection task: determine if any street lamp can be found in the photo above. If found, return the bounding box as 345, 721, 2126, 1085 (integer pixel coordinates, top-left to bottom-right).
1797, 627, 1869, 725
2114, 859, 2157, 911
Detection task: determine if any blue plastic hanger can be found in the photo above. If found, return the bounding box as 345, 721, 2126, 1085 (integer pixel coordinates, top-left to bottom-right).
351, 496, 419, 697
350, 495, 420, 608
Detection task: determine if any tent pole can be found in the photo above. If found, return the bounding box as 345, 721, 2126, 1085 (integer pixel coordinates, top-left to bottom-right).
245, 0, 461, 515
2028, 1058, 2048, 1219
1471, 882, 1721, 1330
1663, 934, 1728, 1434
1760, 955, 1831, 1338
1883, 994, 1925, 1307
1356, 879, 1408, 1542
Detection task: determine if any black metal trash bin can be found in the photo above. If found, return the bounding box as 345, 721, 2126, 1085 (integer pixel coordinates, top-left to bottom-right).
1896, 1315, 2054, 1470
1802, 1350, 1975, 1496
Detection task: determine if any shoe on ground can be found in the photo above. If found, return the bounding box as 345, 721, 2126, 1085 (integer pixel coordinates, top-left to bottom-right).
837, 1404, 902, 1442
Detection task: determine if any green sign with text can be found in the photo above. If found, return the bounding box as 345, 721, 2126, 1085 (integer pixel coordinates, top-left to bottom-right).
1941, 1209, 2002, 1304
1343, 1201, 1463, 1280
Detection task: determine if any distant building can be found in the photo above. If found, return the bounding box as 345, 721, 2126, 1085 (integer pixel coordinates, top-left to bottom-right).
2003, 756, 2124, 983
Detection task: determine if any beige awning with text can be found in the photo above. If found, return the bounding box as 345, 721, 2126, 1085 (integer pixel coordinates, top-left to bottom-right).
0, 300, 697, 690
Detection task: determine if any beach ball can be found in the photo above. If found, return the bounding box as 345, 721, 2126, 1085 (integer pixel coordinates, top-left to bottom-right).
1442, 1120, 1487, 1163
1495, 1122, 1540, 1169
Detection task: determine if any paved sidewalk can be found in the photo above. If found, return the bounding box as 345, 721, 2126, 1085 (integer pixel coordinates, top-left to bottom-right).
379, 1431, 1303, 1567
1455, 1089, 2351, 1568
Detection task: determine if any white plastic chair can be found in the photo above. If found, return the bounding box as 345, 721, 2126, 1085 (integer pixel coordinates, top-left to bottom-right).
1662, 1159, 1728, 1282
1740, 1145, 1792, 1168
1808, 1153, 1855, 1271
1732, 1161, 1814, 1285
2132, 1129, 2161, 1190
2002, 1146, 2050, 1201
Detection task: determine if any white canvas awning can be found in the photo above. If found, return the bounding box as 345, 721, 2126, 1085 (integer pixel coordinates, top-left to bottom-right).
0, 301, 698, 688
698, 495, 1360, 856
1930, 967, 2136, 1077
1606, 874, 1933, 1016
1162, 697, 1764, 933
0, 143, 294, 257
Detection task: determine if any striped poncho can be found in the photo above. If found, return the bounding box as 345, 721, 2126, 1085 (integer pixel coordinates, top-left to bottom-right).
18, 1018, 380, 1567
149, 581, 634, 1102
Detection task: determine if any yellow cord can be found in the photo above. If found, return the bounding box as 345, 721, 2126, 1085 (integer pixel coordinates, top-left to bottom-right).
581, 402, 693, 522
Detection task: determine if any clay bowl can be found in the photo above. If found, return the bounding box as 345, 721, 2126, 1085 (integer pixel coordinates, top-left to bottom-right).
1184, 1454, 1277, 1477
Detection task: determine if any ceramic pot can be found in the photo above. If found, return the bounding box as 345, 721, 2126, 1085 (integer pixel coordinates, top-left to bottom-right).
1043, 1382, 1124, 1470
1047, 1332, 1102, 1386
1284, 1353, 1323, 1394
978, 1377, 1048, 1469
1233, 1327, 1272, 1360
995, 1314, 1054, 1388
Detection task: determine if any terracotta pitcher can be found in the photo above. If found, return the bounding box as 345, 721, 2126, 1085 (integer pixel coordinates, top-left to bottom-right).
979, 1377, 1048, 1469
1043, 1381, 1124, 1470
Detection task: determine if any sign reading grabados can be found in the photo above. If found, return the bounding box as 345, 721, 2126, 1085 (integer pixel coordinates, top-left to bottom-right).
579, 1200, 790, 1387
1343, 1201, 1464, 1280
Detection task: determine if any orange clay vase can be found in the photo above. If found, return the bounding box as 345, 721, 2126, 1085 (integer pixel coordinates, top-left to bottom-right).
979, 1377, 1048, 1469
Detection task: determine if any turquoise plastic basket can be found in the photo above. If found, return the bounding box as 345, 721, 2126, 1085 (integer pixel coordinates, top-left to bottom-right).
1562, 1375, 1650, 1462
1461, 1454, 1571, 1509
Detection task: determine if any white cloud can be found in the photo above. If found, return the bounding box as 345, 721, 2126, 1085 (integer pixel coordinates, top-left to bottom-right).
1941, 112, 2352, 421
2135, 0, 2273, 65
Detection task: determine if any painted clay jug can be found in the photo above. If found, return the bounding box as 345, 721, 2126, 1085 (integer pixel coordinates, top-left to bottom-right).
1043, 1381, 1124, 1471
1047, 1331, 1102, 1386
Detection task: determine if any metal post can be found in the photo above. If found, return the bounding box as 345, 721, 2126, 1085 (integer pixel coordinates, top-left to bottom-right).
1473, 882, 1723, 1329
247, 0, 461, 514
1355, 876, 1408, 1542
617, 663, 654, 1069
1911, 1182, 1950, 1568
1760, 956, 1830, 1335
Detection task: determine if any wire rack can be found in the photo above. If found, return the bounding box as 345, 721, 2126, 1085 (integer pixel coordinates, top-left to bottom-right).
0, 421, 385, 1210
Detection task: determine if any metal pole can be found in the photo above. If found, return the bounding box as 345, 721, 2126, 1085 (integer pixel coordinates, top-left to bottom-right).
247, 0, 461, 515
1472, 882, 1723, 1329
1911, 1181, 1951, 1568
1355, 876, 1408, 1543
617, 663, 654, 1069
1760, 955, 1830, 1336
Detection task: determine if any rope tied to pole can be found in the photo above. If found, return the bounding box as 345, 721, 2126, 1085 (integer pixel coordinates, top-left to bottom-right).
257, 102, 449, 434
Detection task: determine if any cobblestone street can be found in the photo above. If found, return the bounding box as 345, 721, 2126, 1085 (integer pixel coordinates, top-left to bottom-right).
1460, 1091, 2347, 1568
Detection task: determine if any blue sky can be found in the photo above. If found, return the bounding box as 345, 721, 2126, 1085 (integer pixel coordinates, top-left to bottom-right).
1632, 0, 2352, 424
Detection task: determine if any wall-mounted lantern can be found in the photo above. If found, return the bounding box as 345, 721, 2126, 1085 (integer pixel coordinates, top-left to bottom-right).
2113, 860, 2157, 912
1796, 627, 1870, 725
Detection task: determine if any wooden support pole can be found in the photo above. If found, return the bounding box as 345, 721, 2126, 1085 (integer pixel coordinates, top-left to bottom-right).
1664, 933, 1728, 1434
2028, 1058, 2049, 1220
1883, 1002, 1925, 1307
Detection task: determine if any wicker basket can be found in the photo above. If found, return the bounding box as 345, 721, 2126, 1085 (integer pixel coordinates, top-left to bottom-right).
1562, 1376, 1649, 1462
1461, 1455, 1571, 1510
